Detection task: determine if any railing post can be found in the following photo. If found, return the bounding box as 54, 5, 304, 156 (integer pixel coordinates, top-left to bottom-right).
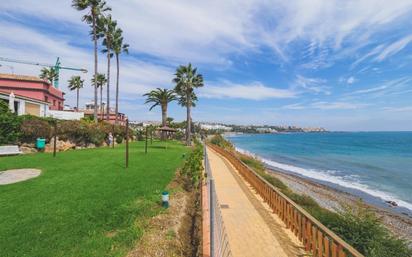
210, 178, 215, 257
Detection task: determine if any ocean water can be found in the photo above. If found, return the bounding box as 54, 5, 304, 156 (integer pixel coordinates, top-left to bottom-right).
227, 132, 412, 213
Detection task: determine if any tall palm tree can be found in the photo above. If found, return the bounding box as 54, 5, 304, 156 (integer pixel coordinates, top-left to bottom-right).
68, 76, 84, 111
39, 67, 58, 85
91, 73, 107, 120
97, 15, 117, 121
72, 0, 111, 123
143, 88, 177, 140
111, 27, 129, 124
173, 63, 204, 146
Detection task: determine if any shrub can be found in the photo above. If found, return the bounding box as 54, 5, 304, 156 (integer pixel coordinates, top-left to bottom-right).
209, 134, 234, 150
329, 205, 412, 257
181, 141, 203, 190
19, 115, 53, 143
0, 101, 21, 145
116, 135, 123, 144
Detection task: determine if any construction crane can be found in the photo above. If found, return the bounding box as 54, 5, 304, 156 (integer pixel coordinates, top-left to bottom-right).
0, 57, 87, 89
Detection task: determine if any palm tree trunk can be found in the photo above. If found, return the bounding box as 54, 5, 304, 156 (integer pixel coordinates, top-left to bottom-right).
106, 47, 111, 121
161, 104, 167, 140
115, 53, 120, 124
93, 12, 98, 123
76, 88, 79, 111
186, 93, 191, 146
100, 85, 103, 120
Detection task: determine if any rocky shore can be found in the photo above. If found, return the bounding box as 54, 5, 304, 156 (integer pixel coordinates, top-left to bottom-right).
267, 168, 412, 245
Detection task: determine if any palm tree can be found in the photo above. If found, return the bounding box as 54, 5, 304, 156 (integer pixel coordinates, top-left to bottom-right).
91, 73, 107, 120
143, 88, 177, 139
39, 67, 58, 85
68, 76, 84, 111
97, 15, 117, 121
72, 0, 111, 123
111, 27, 129, 124
173, 63, 204, 146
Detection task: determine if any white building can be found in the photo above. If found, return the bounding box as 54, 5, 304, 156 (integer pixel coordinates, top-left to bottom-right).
200, 123, 232, 131
0, 91, 48, 117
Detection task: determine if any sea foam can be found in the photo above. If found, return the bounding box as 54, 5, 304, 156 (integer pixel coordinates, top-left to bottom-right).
235, 147, 412, 211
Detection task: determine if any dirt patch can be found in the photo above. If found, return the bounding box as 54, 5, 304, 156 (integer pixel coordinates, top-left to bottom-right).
0, 169, 41, 185
127, 174, 201, 257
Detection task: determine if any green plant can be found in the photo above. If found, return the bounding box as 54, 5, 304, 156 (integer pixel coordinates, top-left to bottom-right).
209, 134, 234, 150
116, 135, 123, 144
0, 100, 22, 145
143, 88, 177, 140
181, 141, 203, 190
67, 76, 84, 111
19, 115, 53, 143
173, 63, 204, 146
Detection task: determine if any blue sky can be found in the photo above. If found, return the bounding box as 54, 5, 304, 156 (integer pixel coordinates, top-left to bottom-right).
1, 1, 412, 131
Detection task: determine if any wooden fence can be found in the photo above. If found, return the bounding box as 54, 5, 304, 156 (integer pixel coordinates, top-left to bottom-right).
208, 144, 364, 257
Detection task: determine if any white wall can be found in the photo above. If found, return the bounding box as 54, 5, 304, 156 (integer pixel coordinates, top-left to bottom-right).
47, 110, 84, 120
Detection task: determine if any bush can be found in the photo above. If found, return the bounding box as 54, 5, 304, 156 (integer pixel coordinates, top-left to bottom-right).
19, 115, 53, 143
0, 101, 21, 145
116, 135, 123, 144
181, 141, 203, 190
209, 134, 234, 150
329, 205, 412, 257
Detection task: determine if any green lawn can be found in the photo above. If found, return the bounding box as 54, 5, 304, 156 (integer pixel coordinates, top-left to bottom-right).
0, 141, 188, 257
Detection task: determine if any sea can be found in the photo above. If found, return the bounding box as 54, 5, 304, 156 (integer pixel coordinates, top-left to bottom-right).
227, 132, 412, 215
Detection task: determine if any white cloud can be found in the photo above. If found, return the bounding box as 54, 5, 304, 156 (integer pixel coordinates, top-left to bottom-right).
2, 0, 412, 64
282, 101, 368, 110
382, 106, 412, 112
0, 22, 175, 114
311, 101, 368, 110
375, 35, 412, 61
347, 77, 412, 97
293, 75, 330, 95
347, 76, 356, 84
199, 81, 296, 100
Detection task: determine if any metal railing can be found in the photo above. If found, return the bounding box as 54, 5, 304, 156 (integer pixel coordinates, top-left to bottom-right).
204, 144, 232, 257
208, 144, 364, 257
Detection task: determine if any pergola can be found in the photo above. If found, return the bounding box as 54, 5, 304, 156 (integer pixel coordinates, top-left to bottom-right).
156, 126, 177, 149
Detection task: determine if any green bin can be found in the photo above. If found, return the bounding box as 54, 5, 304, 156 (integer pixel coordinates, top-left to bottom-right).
36, 138, 46, 149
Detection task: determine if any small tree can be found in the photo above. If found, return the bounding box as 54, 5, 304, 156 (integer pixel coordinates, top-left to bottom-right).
67, 76, 84, 111
91, 73, 107, 119
0, 101, 21, 144
39, 67, 58, 85
143, 88, 177, 139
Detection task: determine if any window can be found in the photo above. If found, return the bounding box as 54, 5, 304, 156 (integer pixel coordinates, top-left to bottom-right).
53, 100, 56, 106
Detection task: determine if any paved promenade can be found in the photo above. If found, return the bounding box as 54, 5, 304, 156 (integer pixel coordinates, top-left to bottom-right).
207, 146, 306, 257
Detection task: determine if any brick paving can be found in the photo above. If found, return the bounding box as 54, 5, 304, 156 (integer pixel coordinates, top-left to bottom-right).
207, 147, 306, 257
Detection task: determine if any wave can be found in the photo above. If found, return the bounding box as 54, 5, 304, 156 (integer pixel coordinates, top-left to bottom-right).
235, 147, 412, 211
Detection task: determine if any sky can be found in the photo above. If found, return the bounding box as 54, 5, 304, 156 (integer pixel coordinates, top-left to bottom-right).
1, 0, 412, 131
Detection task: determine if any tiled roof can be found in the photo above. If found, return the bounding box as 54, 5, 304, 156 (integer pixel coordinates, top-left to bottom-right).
0, 73, 47, 83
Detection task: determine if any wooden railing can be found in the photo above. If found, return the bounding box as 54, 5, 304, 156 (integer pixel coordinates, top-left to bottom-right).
208, 144, 364, 257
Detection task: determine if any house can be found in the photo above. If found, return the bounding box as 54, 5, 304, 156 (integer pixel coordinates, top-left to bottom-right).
0, 73, 64, 111
80, 101, 127, 125
0, 91, 49, 116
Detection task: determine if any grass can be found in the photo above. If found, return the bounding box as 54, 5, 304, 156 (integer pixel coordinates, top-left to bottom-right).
0, 140, 189, 257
